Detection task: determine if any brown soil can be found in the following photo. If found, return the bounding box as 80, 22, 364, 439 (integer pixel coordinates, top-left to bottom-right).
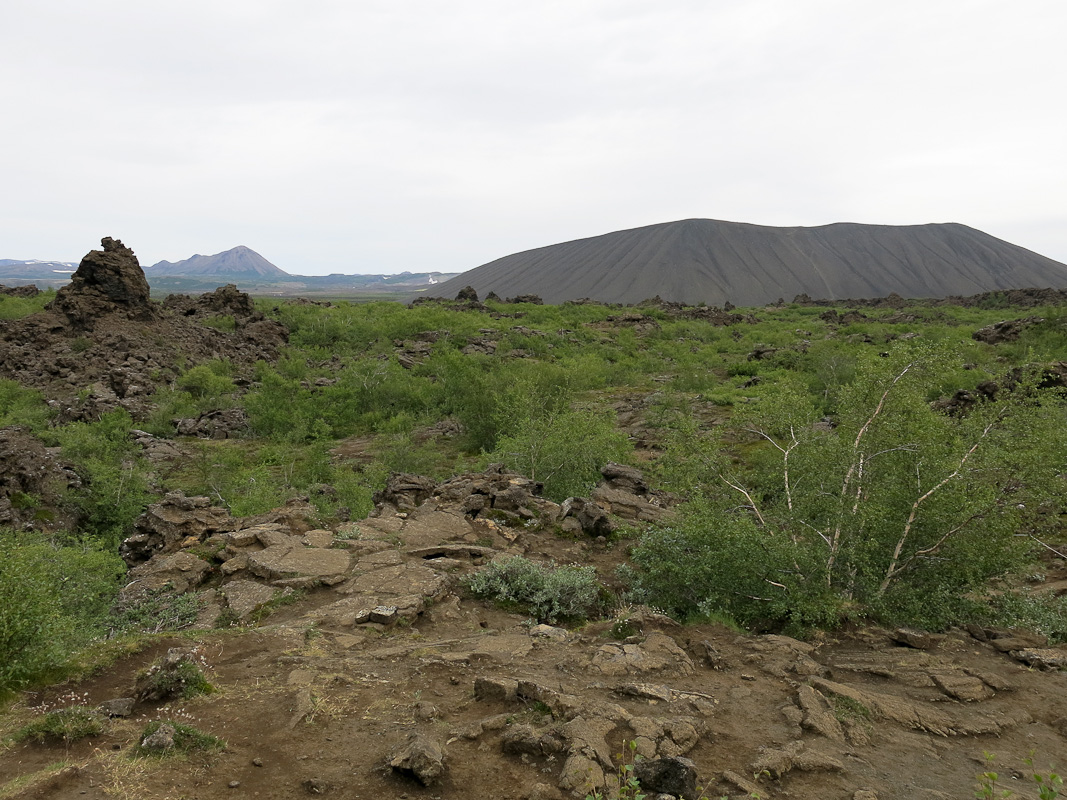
3, 520, 1066, 800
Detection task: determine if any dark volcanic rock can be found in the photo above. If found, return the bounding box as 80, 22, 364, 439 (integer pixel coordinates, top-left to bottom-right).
49, 237, 157, 329
0, 426, 81, 532
455, 285, 479, 302
163, 283, 256, 318
120, 491, 236, 566
972, 316, 1045, 344
634, 756, 700, 800
0, 241, 289, 418
0, 284, 40, 297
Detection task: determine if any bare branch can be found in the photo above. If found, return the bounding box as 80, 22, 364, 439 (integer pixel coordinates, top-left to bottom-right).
827, 361, 916, 579
745, 426, 803, 511
746, 427, 786, 454
798, 519, 832, 547
719, 475, 767, 527
1023, 533, 1067, 560
877, 421, 997, 596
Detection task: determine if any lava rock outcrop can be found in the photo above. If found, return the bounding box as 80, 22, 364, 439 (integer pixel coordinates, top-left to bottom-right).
49, 237, 158, 329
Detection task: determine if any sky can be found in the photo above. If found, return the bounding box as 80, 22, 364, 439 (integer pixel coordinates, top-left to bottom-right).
4, 0, 1066, 275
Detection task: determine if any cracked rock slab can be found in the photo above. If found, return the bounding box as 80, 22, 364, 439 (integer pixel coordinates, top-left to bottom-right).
338, 563, 447, 600
246, 544, 350, 581
222, 579, 278, 620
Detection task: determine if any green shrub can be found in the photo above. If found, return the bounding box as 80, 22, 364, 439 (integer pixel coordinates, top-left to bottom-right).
988, 591, 1067, 644
48, 411, 155, 546
487, 383, 632, 502
198, 315, 236, 331
0, 289, 54, 320
14, 704, 105, 744
465, 556, 603, 623
628, 342, 1067, 631
0, 379, 54, 432
0, 535, 124, 694
134, 720, 225, 757
134, 650, 215, 702
177, 364, 235, 402
108, 588, 206, 635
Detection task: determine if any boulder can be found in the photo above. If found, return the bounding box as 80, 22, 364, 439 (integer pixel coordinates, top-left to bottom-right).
99, 698, 135, 718
134, 648, 206, 702
590, 485, 670, 524
125, 551, 213, 595
972, 316, 1045, 344
120, 492, 234, 565
600, 462, 649, 494
373, 472, 437, 511
455, 285, 479, 302
164, 283, 257, 318
49, 237, 158, 329
387, 733, 445, 786
245, 544, 350, 583
633, 756, 699, 800
560, 496, 614, 537
0, 284, 40, 297
174, 407, 250, 439
221, 580, 278, 620
140, 723, 177, 752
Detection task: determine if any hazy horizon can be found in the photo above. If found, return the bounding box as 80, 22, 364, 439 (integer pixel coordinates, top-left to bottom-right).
5, 2, 1066, 275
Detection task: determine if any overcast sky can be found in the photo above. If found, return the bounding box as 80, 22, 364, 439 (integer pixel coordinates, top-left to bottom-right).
4, 1, 1065, 275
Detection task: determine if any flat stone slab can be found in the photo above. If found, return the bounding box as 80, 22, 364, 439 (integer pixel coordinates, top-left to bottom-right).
592, 633, 695, 677
302, 529, 335, 548
358, 549, 403, 568
222, 579, 277, 620
356, 517, 405, 536
128, 551, 212, 594
310, 593, 428, 626
466, 634, 534, 662
338, 563, 447, 600
247, 544, 351, 581
396, 510, 475, 548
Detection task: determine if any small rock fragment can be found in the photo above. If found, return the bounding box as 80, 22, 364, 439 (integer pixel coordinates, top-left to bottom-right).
892, 628, 946, 650
368, 605, 399, 624
387, 733, 445, 786
633, 756, 699, 800
529, 624, 568, 640
721, 769, 763, 796
302, 778, 328, 794
1012, 648, 1067, 670
140, 723, 177, 752
99, 697, 135, 718
474, 676, 518, 703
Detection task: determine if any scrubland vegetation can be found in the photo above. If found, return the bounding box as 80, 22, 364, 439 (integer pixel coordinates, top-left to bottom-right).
1, 290, 1065, 693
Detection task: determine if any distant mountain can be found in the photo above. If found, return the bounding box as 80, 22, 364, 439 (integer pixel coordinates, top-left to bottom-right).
3, 245, 460, 297
147, 246, 290, 279
0, 259, 78, 289
142, 271, 461, 296
431, 219, 1067, 306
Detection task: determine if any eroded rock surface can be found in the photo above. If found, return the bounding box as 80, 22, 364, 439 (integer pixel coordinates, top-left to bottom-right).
49, 237, 157, 329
